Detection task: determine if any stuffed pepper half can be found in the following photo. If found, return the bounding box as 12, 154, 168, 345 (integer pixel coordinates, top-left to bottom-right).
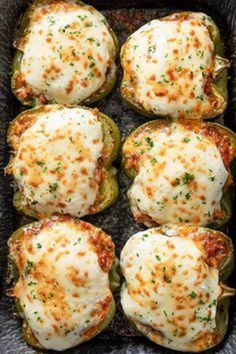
7, 216, 120, 351
6, 104, 120, 219
121, 12, 229, 119
12, 0, 119, 106
120, 224, 235, 352
122, 119, 236, 227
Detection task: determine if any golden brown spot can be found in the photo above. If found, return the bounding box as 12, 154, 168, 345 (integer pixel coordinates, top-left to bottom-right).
55, 251, 70, 261
52, 324, 60, 335
92, 138, 99, 144
135, 273, 145, 285
176, 305, 185, 310
150, 74, 156, 81
81, 80, 89, 88
80, 168, 88, 176
193, 37, 201, 49
88, 228, 114, 272
94, 68, 102, 78
155, 90, 167, 97
39, 94, 47, 104
167, 69, 176, 81
66, 80, 74, 94
146, 186, 153, 197
72, 293, 80, 298
77, 251, 86, 257
68, 266, 86, 287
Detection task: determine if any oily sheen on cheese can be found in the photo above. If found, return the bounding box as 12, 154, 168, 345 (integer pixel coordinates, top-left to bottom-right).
128, 123, 228, 225
120, 228, 221, 351
10, 219, 114, 351
121, 13, 220, 118
17, 2, 116, 104
10, 106, 103, 217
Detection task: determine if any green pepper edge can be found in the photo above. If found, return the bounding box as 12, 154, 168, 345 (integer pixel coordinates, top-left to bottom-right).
122, 119, 236, 229
120, 12, 228, 120
120, 226, 234, 352
11, 0, 120, 107
7, 222, 120, 350
8, 105, 121, 219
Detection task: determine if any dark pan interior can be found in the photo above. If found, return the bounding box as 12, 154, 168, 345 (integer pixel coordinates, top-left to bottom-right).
0, 0, 236, 353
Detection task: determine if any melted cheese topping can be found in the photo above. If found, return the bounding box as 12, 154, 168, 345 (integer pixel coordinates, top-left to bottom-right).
120, 228, 221, 351
17, 2, 116, 104
11, 220, 113, 351
121, 13, 221, 118
11, 106, 103, 217
128, 123, 228, 225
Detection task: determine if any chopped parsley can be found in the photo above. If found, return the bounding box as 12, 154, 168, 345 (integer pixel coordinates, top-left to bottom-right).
28, 281, 37, 286
77, 15, 87, 21
64, 329, 71, 335
134, 141, 141, 147
160, 74, 169, 83
55, 162, 62, 172
198, 300, 205, 305
196, 95, 204, 101
148, 44, 156, 53
49, 182, 59, 193
189, 291, 197, 299
163, 274, 171, 283
24, 260, 34, 275
145, 137, 154, 148
37, 161, 46, 167
185, 191, 192, 200
73, 237, 81, 246
197, 315, 211, 323
88, 71, 95, 78
87, 37, 95, 42
150, 157, 158, 164
183, 172, 195, 185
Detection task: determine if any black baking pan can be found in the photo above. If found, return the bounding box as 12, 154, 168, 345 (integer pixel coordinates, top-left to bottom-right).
0, 0, 236, 353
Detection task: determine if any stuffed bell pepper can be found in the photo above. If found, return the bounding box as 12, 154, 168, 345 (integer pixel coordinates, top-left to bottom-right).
120, 224, 235, 352
122, 119, 236, 228
7, 216, 120, 351
11, 0, 119, 106
121, 12, 229, 119
6, 104, 120, 219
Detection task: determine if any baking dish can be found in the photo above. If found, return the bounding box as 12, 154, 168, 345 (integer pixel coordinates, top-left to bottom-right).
0, 0, 235, 353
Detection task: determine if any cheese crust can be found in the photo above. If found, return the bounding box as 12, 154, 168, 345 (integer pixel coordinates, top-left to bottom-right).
12, 1, 117, 105
120, 225, 229, 352
8, 217, 115, 351
7, 105, 105, 218
123, 120, 235, 226
121, 12, 229, 119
